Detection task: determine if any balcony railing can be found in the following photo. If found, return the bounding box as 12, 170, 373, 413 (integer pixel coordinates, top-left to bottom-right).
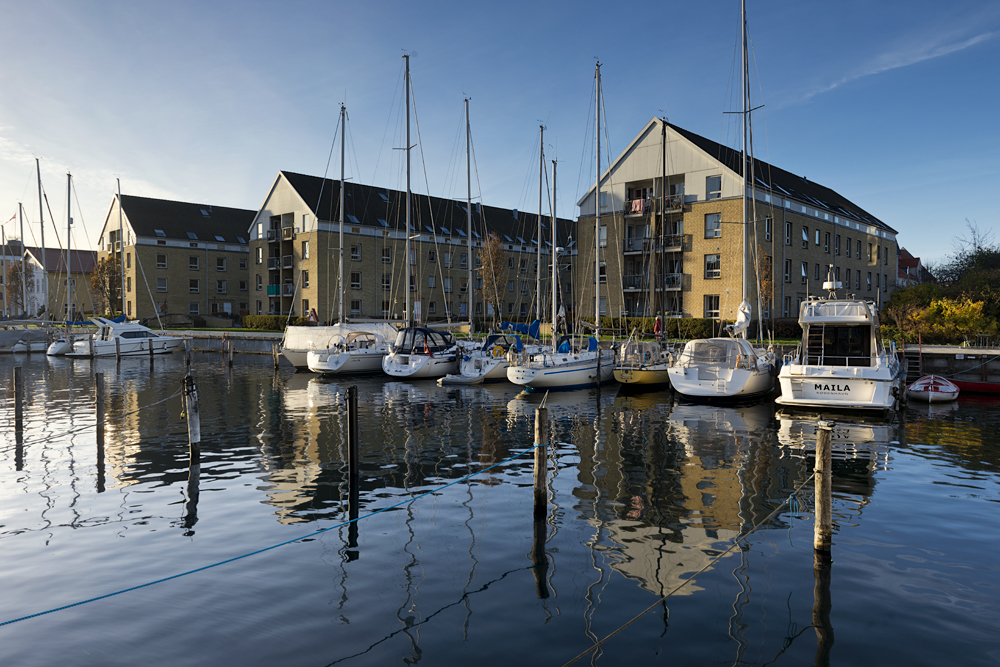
622, 274, 647, 291
623, 234, 684, 253
266, 285, 280, 296
661, 273, 683, 290
625, 195, 685, 216
281, 227, 294, 240
266, 229, 278, 242
267, 257, 279, 270
282, 284, 295, 296
282, 255, 293, 269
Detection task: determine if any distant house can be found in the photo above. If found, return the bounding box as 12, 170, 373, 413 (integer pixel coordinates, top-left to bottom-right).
19, 246, 98, 320
897, 248, 933, 287
96, 195, 256, 321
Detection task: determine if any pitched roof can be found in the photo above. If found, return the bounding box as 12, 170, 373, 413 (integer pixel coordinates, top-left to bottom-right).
665, 121, 896, 234
279, 170, 574, 247
120, 195, 256, 244
24, 247, 97, 273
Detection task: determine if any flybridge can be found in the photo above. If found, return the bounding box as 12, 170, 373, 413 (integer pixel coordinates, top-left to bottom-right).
801, 299, 873, 324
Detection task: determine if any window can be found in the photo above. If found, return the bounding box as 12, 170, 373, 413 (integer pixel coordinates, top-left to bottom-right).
884, 248, 889, 266
444, 252, 452, 268
875, 273, 880, 291
156, 278, 167, 292
217, 280, 227, 294
189, 302, 199, 315
844, 269, 851, 290
814, 264, 820, 280
351, 245, 360, 261
765, 217, 772, 241
867, 272, 872, 291
868, 243, 873, 262
519, 258, 527, 273
783, 296, 791, 317
302, 241, 309, 259
382, 273, 391, 290
460, 253, 467, 269
256, 247, 262, 265
189, 256, 199, 270
475, 302, 482, 315
351, 272, 361, 290
126, 276, 132, 293
381, 301, 390, 317
876, 245, 881, 262
302, 271, 309, 288
428, 275, 436, 288
836, 267, 841, 282
599, 261, 607, 284
815, 229, 820, 245
239, 258, 247, 270
350, 299, 361, 316
801, 262, 808, 285
520, 281, 528, 294
784, 222, 792, 245
156, 254, 167, 269
126, 252, 131, 269
154, 229, 166, 238
429, 301, 437, 314
802, 226, 808, 249
302, 299, 309, 315
835, 235, 841, 255
507, 280, 514, 292
520, 303, 528, 318
706, 175, 721, 200
508, 257, 514, 269
444, 277, 452, 293
382, 247, 392, 263
883, 274, 888, 292
704, 295, 720, 318
409, 275, 416, 292
475, 277, 482, 289
217, 257, 226, 271
855, 271, 861, 290
705, 213, 721, 238
857, 239, 862, 259
460, 278, 468, 294
784, 259, 791, 283
599, 297, 607, 317
428, 249, 436, 263
256, 275, 262, 291
599, 225, 608, 247
704, 254, 721, 279
256, 300, 262, 315
824, 232, 830, 253
409, 249, 416, 266
190, 279, 200, 293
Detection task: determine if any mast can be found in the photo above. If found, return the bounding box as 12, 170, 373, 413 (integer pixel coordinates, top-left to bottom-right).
466, 98, 473, 332
404, 54, 412, 327
65, 172, 72, 335
117, 178, 124, 316
551, 159, 558, 353
741, 0, 748, 312
339, 103, 346, 324
594, 61, 601, 341
36, 158, 46, 318
660, 118, 666, 319
19, 203, 26, 317
537, 125, 544, 323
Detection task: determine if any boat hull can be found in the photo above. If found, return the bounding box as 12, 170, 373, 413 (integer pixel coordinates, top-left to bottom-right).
307, 350, 387, 375
382, 352, 459, 379
906, 375, 959, 402
613, 365, 671, 386
668, 366, 774, 399
775, 367, 903, 411
507, 350, 615, 391
66, 336, 185, 357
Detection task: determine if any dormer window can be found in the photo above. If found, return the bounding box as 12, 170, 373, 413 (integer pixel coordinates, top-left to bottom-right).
154, 229, 166, 238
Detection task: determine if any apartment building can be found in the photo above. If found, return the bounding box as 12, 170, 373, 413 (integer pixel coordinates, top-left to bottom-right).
575, 118, 900, 325
97, 195, 256, 321
17, 246, 97, 319
247, 171, 574, 326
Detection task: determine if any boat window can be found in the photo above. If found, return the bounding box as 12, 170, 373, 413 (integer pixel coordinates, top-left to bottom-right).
807, 325, 871, 367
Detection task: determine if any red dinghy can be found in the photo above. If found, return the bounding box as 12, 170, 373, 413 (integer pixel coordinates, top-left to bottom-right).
906, 375, 960, 403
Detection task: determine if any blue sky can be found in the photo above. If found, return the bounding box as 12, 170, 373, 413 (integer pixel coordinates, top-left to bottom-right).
1, 0, 997, 267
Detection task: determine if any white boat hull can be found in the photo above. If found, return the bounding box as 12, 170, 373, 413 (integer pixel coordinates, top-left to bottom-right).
507, 349, 615, 391
906, 375, 959, 403
382, 352, 459, 379
668, 365, 773, 399
776, 366, 903, 410
66, 336, 185, 357
46, 338, 75, 356
307, 349, 387, 375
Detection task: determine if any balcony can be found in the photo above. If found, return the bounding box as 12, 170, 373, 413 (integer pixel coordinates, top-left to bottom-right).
622, 274, 647, 291
266, 285, 280, 296
266, 229, 278, 242
281, 226, 294, 241
282, 255, 293, 269
282, 284, 295, 296
623, 237, 651, 254
660, 273, 683, 291
267, 257, 279, 270
625, 195, 684, 217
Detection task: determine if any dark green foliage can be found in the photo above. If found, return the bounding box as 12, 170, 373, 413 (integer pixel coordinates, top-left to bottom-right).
243, 315, 307, 330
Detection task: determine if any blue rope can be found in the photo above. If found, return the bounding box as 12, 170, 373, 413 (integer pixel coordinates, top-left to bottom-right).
0, 442, 545, 628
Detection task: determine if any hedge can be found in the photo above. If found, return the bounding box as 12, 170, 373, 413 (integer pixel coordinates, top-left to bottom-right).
582, 316, 802, 340
242, 315, 308, 330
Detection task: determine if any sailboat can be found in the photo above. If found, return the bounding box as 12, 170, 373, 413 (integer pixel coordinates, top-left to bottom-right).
47, 172, 79, 355
307, 104, 391, 376
667, 2, 776, 400
382, 55, 460, 380
507, 63, 615, 391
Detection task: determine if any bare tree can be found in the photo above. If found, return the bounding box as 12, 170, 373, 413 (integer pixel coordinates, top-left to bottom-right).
5, 261, 32, 317
477, 232, 506, 329
90, 256, 122, 315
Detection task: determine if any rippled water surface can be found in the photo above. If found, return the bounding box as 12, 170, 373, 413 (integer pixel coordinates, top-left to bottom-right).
2, 353, 999, 666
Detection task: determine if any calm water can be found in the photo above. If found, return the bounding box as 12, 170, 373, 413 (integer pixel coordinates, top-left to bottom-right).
1, 353, 999, 666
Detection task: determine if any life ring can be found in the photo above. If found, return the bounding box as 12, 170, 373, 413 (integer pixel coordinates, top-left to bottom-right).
491, 345, 505, 358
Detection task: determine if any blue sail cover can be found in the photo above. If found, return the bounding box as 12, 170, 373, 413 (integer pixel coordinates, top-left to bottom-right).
500, 319, 540, 340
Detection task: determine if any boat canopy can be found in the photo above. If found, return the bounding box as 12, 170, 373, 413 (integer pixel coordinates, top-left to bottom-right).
676, 338, 754, 368
800, 300, 873, 325
556, 335, 598, 353
500, 320, 540, 340
482, 334, 522, 353
391, 327, 456, 354
619, 341, 664, 365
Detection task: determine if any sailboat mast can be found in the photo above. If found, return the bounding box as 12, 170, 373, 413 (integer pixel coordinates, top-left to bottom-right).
36, 158, 45, 317
466, 98, 473, 332
660, 118, 666, 319
594, 62, 601, 340
404, 54, 412, 327
117, 178, 124, 316
19, 203, 26, 317
741, 0, 751, 338
551, 159, 557, 353
66, 172, 72, 334
339, 103, 346, 324
537, 125, 544, 323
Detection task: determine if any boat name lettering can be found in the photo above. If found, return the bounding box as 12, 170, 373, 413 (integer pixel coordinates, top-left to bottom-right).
814, 383, 851, 393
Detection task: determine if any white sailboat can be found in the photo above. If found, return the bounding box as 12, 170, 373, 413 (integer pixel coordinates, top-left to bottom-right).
304, 104, 391, 376
507, 63, 615, 391
667, 2, 775, 400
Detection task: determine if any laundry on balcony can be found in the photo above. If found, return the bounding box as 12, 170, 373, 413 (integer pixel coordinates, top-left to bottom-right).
630, 198, 648, 214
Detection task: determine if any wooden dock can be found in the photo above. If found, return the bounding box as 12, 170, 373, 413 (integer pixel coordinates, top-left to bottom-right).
903, 343, 1000, 393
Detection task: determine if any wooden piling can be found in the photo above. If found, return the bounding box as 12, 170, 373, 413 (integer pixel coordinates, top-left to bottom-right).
272, 343, 280, 369
347, 385, 359, 496
812, 549, 834, 665
95, 372, 105, 446
148, 339, 154, 367
114, 336, 120, 360
533, 406, 549, 521
814, 420, 833, 552
13, 366, 23, 431
228, 338, 234, 367
184, 338, 191, 371
183, 375, 201, 465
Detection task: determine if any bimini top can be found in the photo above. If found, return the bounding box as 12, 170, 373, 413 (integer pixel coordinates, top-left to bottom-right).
799, 298, 874, 325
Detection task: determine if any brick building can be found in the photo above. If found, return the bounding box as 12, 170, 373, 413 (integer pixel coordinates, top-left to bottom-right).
575, 118, 900, 327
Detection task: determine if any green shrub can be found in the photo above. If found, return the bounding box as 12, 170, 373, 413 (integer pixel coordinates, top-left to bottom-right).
242, 315, 307, 330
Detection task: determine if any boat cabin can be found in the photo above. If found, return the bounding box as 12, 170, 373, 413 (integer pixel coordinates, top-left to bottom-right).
391, 327, 455, 354
799, 298, 881, 368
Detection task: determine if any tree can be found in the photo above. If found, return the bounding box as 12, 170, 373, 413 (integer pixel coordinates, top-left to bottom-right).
477, 232, 506, 329
90, 256, 122, 315
4, 260, 32, 317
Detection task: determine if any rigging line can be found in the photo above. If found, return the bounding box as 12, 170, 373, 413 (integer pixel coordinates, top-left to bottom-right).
317, 108, 344, 320
135, 238, 163, 329
0, 439, 547, 628
561, 471, 819, 667
68, 180, 98, 314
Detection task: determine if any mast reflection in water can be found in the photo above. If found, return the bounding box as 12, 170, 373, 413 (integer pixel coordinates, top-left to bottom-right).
1, 354, 999, 666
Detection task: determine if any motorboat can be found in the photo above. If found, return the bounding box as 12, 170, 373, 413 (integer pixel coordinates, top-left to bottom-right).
613, 339, 673, 387
65, 317, 187, 357
507, 334, 615, 391
306, 330, 389, 376
906, 375, 959, 403
775, 277, 904, 412
439, 333, 525, 385
382, 326, 460, 379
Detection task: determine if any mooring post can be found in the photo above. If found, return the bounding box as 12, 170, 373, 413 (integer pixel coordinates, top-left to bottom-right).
346, 385, 361, 559
95, 372, 105, 446
812, 548, 834, 665
531, 401, 550, 598
814, 420, 833, 553
114, 336, 119, 360
13, 365, 23, 432
272, 343, 280, 369
228, 337, 234, 368
184, 338, 191, 371
183, 374, 201, 465
148, 339, 154, 368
